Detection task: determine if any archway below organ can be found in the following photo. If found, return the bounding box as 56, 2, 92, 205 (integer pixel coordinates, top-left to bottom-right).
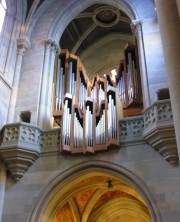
49, 172, 151, 222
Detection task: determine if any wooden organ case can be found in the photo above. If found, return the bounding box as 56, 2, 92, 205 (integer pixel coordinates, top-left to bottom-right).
53, 45, 142, 154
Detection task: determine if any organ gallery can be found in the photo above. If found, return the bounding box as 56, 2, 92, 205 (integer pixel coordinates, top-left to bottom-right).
53, 43, 142, 154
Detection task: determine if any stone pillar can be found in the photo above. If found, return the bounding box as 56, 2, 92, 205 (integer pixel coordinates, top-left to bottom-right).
154, 0, 180, 155
7, 37, 31, 123
176, 0, 180, 18
37, 40, 59, 129
0, 163, 6, 222
131, 21, 150, 108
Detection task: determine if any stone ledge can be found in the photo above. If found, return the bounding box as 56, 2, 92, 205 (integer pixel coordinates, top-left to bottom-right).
143, 99, 178, 166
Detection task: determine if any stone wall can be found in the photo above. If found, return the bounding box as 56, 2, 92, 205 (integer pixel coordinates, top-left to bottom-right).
1, 1, 180, 222
15, 0, 169, 128
2, 143, 180, 222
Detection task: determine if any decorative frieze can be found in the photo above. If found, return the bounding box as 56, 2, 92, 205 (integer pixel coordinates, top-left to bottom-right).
143, 99, 178, 166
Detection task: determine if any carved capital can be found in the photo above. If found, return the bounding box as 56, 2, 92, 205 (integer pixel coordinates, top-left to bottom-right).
42, 39, 60, 54
131, 20, 142, 37
51, 41, 60, 54
17, 37, 31, 56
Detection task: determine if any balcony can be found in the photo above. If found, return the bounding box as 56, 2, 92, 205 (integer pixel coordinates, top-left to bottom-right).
143, 99, 178, 166
0, 100, 178, 182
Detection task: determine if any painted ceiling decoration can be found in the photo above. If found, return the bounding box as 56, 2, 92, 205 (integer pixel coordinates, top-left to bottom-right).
51, 174, 151, 222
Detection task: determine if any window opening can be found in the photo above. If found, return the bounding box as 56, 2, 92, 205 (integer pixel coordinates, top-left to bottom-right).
19, 111, 31, 123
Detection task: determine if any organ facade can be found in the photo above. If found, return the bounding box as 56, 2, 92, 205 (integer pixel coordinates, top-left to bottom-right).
53, 44, 142, 153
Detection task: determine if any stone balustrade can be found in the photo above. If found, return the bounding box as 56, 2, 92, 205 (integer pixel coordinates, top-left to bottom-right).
0, 99, 178, 181
120, 116, 144, 144
0, 122, 61, 151
143, 99, 178, 166
143, 99, 173, 132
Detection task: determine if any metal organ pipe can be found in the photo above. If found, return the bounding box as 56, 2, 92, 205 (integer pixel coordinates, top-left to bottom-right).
66, 61, 77, 96
62, 100, 71, 146
99, 84, 104, 102
127, 53, 133, 99
91, 86, 96, 102
74, 112, 83, 148
96, 109, 106, 145
85, 105, 93, 147
116, 71, 126, 105
55, 58, 64, 111
108, 95, 112, 139
55, 59, 60, 110
79, 77, 86, 110
107, 94, 117, 140
58, 67, 64, 110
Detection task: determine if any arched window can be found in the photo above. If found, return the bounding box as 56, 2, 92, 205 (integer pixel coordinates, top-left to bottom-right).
0, 0, 7, 33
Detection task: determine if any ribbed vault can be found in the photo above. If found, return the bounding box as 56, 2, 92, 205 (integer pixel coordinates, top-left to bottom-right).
50, 172, 151, 222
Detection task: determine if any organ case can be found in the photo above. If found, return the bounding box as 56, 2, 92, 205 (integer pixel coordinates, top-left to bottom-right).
52, 49, 122, 154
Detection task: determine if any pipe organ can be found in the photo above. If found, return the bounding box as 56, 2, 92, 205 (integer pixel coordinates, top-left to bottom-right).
53, 45, 141, 154
116, 43, 142, 108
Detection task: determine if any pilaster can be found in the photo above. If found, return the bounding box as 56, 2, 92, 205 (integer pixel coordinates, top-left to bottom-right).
38, 39, 60, 130
7, 37, 31, 123
131, 20, 150, 108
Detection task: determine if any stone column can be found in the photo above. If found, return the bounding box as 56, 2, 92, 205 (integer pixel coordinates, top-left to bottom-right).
154, 0, 180, 155
0, 163, 6, 222
47, 42, 60, 128
131, 21, 150, 108
176, 0, 180, 18
7, 37, 31, 123
37, 40, 59, 129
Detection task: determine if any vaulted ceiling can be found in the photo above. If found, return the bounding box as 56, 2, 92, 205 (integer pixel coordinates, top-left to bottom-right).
60, 4, 132, 55
60, 4, 135, 78
51, 174, 151, 222
26, 1, 135, 78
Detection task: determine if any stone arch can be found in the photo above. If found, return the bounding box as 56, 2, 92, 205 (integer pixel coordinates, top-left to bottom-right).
28, 160, 162, 222
26, 0, 138, 43
17, 0, 150, 127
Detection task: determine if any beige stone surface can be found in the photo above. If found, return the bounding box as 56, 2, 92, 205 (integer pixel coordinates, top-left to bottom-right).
0, 0, 180, 221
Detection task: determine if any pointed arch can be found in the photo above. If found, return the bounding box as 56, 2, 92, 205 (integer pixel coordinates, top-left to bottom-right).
28, 160, 162, 222
25, 0, 138, 43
